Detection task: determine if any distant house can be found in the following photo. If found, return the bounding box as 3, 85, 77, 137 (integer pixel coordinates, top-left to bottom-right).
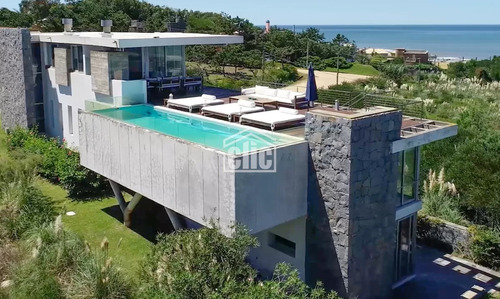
359, 47, 396, 58
395, 48, 429, 64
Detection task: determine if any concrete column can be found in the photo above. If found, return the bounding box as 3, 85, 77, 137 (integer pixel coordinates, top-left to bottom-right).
305, 109, 402, 298
165, 207, 184, 231
123, 193, 142, 227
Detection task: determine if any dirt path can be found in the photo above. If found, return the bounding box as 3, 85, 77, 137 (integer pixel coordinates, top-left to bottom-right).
285, 68, 370, 92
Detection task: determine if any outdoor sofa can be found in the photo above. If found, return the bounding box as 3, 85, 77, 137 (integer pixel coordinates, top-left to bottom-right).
241, 85, 307, 109
239, 107, 305, 131
201, 99, 264, 122
166, 94, 224, 112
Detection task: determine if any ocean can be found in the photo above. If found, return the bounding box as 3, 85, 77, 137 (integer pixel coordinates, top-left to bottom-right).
277, 25, 500, 60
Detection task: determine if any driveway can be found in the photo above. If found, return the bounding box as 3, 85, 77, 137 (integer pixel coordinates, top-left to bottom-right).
395, 245, 500, 299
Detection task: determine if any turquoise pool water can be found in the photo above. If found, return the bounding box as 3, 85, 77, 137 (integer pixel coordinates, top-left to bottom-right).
93, 105, 298, 153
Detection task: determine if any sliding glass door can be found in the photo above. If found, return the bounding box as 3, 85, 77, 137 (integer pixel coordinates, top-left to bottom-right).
394, 214, 416, 283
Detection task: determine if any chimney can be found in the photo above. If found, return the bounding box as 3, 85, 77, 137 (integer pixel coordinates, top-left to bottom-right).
265, 20, 271, 33
101, 20, 113, 34
62, 18, 73, 33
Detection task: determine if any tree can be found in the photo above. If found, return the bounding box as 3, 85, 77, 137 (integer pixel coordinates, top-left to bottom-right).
379, 63, 407, 87
331, 34, 357, 84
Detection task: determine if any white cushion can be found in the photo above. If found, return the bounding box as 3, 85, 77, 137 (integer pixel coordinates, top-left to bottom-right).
238, 99, 256, 108
201, 94, 216, 101
277, 89, 291, 99
264, 88, 278, 97
255, 85, 269, 95
241, 87, 255, 95
289, 92, 305, 100
279, 107, 299, 115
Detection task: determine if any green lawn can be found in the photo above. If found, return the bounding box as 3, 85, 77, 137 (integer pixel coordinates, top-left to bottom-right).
0, 124, 150, 279
325, 63, 380, 76
36, 180, 151, 278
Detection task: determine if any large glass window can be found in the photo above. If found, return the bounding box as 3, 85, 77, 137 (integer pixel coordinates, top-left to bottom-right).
71, 45, 84, 72
166, 46, 184, 76
397, 147, 419, 206
147, 46, 184, 78
148, 47, 166, 78
125, 48, 143, 80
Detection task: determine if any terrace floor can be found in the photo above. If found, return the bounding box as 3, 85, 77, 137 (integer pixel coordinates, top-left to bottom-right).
157, 87, 441, 139
395, 245, 500, 299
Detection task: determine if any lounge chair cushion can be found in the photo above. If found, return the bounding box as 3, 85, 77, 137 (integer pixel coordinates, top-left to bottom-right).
240, 110, 305, 127
255, 85, 269, 95
238, 99, 256, 108
264, 88, 278, 97
277, 89, 291, 99
279, 107, 299, 115
201, 94, 217, 101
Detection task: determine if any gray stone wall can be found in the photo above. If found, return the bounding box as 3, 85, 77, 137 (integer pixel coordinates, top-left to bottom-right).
0, 28, 36, 129
91, 51, 111, 95
54, 47, 71, 86
305, 110, 402, 298
417, 215, 470, 253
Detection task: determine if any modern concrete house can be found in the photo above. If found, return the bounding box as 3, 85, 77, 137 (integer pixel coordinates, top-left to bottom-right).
0, 22, 458, 299
0, 21, 242, 147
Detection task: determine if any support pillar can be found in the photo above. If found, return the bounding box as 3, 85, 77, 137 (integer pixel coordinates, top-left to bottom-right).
109, 180, 143, 227
165, 207, 184, 231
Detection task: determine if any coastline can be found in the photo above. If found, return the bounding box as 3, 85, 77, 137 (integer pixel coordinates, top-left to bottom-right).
273, 24, 500, 60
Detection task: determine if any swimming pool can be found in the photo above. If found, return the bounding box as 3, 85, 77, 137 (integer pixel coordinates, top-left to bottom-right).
93, 105, 300, 153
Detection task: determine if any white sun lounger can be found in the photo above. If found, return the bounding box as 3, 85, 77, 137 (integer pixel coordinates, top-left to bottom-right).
167, 94, 224, 112
239, 108, 305, 131
201, 102, 265, 122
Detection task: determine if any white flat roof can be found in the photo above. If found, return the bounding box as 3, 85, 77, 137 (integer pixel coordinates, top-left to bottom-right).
30, 31, 243, 48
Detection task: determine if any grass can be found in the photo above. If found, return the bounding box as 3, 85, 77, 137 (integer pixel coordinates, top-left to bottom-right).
325, 63, 380, 76
0, 124, 150, 279
36, 180, 150, 278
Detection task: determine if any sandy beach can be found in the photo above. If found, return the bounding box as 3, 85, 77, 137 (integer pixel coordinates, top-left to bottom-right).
285, 68, 370, 92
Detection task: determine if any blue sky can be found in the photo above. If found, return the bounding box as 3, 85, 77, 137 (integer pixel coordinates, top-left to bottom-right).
2, 0, 499, 25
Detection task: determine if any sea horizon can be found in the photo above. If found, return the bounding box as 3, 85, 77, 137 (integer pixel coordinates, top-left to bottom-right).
272, 24, 500, 60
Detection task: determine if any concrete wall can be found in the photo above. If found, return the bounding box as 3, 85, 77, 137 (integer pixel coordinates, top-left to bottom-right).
79, 110, 307, 234
249, 217, 306, 279
54, 47, 71, 86
0, 28, 36, 130
305, 110, 402, 298
43, 61, 146, 148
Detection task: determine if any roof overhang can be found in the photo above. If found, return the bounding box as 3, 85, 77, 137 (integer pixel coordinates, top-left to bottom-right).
391, 117, 458, 153
30, 32, 243, 48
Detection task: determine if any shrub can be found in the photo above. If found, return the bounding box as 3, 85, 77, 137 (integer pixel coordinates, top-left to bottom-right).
469, 226, 500, 270
0, 156, 56, 241
12, 218, 132, 299
7, 127, 109, 198
139, 223, 338, 298
324, 57, 352, 69
264, 64, 299, 83
139, 224, 258, 298
421, 168, 466, 225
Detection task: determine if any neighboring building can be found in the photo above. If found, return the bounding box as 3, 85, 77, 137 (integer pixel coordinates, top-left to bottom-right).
0, 22, 457, 299
359, 47, 396, 58
395, 48, 430, 64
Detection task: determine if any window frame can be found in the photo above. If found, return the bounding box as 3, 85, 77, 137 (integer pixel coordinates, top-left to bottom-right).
397, 147, 420, 206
